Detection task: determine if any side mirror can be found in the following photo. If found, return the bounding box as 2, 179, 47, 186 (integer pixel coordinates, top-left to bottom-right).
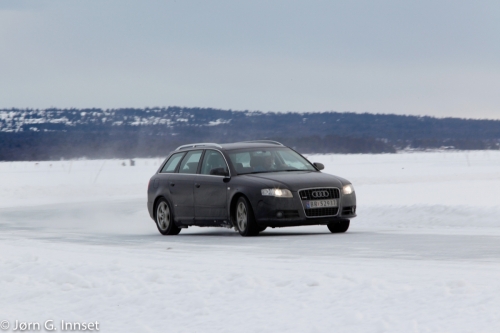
313, 162, 324, 171
210, 167, 229, 177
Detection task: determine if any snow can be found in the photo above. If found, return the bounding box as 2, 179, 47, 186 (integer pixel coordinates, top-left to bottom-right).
207, 119, 231, 126
1, 151, 500, 332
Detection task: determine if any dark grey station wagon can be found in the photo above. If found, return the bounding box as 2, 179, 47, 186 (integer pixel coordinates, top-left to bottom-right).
147, 141, 356, 236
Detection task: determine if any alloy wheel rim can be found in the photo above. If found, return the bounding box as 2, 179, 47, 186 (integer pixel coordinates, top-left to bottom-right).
157, 202, 170, 231
236, 202, 247, 231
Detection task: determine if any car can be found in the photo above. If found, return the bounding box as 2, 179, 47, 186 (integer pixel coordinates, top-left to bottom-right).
147, 140, 357, 236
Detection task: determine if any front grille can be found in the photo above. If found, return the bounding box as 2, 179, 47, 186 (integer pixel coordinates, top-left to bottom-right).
299, 187, 341, 218
305, 207, 339, 217
299, 188, 340, 200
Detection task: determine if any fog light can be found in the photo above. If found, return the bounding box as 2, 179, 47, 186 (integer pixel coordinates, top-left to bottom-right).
352, 206, 356, 214
276, 211, 283, 218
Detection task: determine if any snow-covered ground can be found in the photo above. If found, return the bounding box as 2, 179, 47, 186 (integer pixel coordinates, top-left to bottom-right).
1, 151, 500, 332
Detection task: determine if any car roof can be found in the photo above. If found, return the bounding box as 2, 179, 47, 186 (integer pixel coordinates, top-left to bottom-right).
175, 141, 287, 152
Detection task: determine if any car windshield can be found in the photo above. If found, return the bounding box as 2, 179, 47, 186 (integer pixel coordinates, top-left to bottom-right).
228, 148, 317, 174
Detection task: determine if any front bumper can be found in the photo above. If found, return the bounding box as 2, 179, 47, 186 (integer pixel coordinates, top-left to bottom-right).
257, 215, 354, 227
253, 191, 357, 227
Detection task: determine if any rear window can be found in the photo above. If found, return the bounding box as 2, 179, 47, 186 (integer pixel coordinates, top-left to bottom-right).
160, 152, 185, 173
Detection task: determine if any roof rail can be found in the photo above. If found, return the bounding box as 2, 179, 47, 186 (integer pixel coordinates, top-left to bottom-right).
238, 140, 284, 146
175, 143, 222, 151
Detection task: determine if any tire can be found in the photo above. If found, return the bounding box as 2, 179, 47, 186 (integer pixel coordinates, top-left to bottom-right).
234, 197, 259, 237
155, 198, 181, 235
327, 220, 350, 233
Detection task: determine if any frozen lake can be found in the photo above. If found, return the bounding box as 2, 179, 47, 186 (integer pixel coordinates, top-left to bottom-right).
1, 151, 500, 332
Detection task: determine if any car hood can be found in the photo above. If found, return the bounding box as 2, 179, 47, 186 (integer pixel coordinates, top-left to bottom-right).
240, 171, 348, 191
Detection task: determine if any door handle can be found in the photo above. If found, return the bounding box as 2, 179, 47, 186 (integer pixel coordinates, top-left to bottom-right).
169, 182, 175, 187
195, 183, 201, 188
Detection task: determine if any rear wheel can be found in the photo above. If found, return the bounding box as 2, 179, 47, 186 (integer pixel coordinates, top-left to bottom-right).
235, 197, 259, 237
155, 198, 181, 235
327, 220, 350, 233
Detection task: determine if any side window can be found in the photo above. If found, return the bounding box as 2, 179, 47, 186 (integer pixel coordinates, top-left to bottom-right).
160, 153, 185, 173
178, 150, 203, 174
235, 152, 251, 167
228, 151, 252, 174
201, 150, 229, 176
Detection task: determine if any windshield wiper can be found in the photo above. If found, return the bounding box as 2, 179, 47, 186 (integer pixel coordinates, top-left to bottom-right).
239, 169, 307, 175
247, 171, 274, 174
238, 170, 278, 175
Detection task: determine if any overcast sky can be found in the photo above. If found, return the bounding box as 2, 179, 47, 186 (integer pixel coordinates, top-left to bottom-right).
1, 0, 499, 119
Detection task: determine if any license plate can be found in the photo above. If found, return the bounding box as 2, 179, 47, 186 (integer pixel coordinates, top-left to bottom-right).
306, 199, 337, 209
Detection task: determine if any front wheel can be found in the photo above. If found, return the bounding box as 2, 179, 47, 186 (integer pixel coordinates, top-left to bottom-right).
155, 198, 181, 235
235, 197, 259, 237
327, 220, 350, 233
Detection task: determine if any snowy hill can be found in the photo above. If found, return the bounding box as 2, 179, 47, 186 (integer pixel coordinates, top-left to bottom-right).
1, 107, 499, 160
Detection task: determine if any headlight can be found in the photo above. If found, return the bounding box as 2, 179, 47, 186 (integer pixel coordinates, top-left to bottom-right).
261, 188, 293, 198
342, 184, 354, 195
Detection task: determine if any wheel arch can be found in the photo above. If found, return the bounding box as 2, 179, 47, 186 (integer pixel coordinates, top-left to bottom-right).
153, 196, 164, 219
229, 192, 250, 226
153, 195, 173, 221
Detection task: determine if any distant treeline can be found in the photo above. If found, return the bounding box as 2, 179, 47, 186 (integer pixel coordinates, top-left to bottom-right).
0, 107, 499, 160
0, 132, 395, 161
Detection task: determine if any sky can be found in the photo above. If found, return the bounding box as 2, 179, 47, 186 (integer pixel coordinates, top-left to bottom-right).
1, 0, 499, 119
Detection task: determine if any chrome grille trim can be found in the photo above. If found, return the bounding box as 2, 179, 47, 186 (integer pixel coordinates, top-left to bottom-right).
298, 187, 341, 218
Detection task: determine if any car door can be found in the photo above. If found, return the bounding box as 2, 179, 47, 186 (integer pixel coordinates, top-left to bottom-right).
194, 149, 230, 222
168, 150, 203, 223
